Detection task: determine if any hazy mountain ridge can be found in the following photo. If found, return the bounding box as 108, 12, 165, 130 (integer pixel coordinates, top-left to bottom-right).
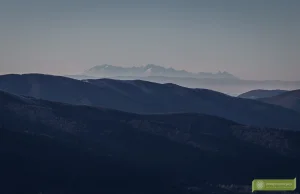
1, 90, 300, 194
238, 89, 288, 99
259, 90, 300, 113
82, 64, 239, 79
66, 74, 300, 95
1, 74, 300, 130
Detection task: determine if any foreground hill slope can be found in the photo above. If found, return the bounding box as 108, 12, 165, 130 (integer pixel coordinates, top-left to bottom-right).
1, 91, 300, 194
259, 90, 300, 113
1, 74, 300, 130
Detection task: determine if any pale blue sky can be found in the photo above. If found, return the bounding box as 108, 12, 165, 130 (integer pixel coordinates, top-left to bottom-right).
0, 0, 299, 80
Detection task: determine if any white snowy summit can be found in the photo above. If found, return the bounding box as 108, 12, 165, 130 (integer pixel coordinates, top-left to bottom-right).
83, 64, 239, 79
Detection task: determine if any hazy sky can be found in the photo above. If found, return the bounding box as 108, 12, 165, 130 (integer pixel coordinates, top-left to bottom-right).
0, 0, 299, 80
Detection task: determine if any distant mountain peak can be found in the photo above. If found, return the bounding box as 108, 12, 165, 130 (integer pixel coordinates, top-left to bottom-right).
83, 64, 239, 79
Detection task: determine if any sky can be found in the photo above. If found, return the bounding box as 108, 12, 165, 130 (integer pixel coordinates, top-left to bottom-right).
0, 0, 299, 81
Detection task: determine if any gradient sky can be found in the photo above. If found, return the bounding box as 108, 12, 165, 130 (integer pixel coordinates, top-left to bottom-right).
0, 0, 299, 80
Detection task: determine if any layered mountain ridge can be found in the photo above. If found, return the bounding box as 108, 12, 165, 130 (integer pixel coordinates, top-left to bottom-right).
1, 73, 300, 130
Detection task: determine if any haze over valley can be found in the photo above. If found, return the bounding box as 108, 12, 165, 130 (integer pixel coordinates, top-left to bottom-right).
67, 64, 300, 95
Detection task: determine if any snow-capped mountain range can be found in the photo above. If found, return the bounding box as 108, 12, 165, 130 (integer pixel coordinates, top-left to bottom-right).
82, 64, 239, 79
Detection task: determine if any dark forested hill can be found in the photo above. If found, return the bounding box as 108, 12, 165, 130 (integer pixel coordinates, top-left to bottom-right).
1, 91, 300, 194
1, 74, 300, 130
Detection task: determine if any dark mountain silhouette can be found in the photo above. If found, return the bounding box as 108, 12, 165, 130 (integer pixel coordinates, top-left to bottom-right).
259, 90, 300, 113
1, 74, 300, 130
1, 90, 300, 194
238, 89, 288, 99
82, 64, 239, 79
